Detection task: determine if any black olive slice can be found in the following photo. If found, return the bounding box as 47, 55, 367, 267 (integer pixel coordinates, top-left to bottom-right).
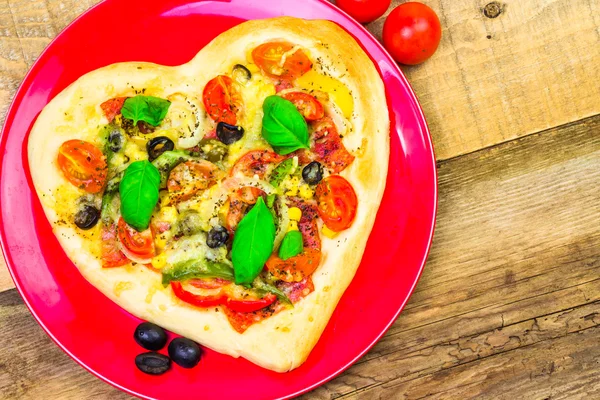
147, 136, 175, 161
216, 122, 244, 145
74, 205, 100, 230
232, 64, 252, 84
302, 161, 324, 185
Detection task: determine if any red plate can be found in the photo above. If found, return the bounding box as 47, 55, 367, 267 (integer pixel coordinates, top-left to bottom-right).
0, 0, 437, 398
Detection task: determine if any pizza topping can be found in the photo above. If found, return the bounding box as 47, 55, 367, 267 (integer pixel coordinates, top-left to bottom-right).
251, 42, 312, 81
230, 150, 285, 178
280, 92, 325, 121
171, 281, 225, 307
174, 210, 204, 237
231, 197, 276, 285
101, 224, 130, 268
167, 160, 221, 203
310, 117, 355, 173
197, 138, 228, 164
266, 247, 321, 282
206, 225, 229, 248
121, 95, 172, 127
269, 158, 296, 188
100, 97, 127, 123
315, 175, 358, 232
301, 161, 324, 185
119, 160, 161, 231
225, 186, 266, 233
74, 204, 100, 230
295, 69, 354, 119
231, 64, 252, 85
278, 230, 303, 260
117, 217, 156, 263
57, 140, 108, 193
216, 122, 244, 145
203, 75, 242, 125
100, 124, 126, 154
261, 95, 310, 155
226, 293, 277, 313
151, 150, 194, 188
146, 136, 175, 161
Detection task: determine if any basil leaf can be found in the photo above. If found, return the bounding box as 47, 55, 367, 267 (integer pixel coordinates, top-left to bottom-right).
252, 277, 292, 307
261, 95, 309, 155
161, 259, 234, 286
119, 160, 160, 231
232, 197, 276, 284
151, 150, 194, 188
121, 95, 171, 127
278, 230, 304, 260
269, 158, 294, 188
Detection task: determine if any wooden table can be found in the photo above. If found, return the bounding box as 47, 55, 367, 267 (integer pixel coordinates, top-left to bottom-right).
1, 0, 599, 398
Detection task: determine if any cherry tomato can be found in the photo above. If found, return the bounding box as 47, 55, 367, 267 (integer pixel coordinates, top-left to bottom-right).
230, 150, 285, 178
101, 224, 129, 268
281, 92, 325, 121
202, 75, 242, 125
100, 97, 127, 122
315, 175, 358, 232
226, 293, 277, 313
171, 282, 226, 308
336, 0, 391, 24
252, 42, 312, 81
57, 140, 107, 193
117, 217, 155, 262
383, 2, 442, 65
266, 248, 322, 282
167, 160, 220, 202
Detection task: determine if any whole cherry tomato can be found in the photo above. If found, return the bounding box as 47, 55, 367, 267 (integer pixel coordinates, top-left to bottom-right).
383, 2, 442, 65
336, 0, 391, 24
315, 175, 358, 232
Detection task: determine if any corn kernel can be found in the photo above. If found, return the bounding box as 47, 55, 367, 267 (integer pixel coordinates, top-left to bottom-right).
298, 184, 314, 200
246, 63, 260, 73
284, 176, 300, 197
288, 207, 302, 221
287, 220, 299, 232
158, 206, 178, 224
151, 253, 167, 270
154, 235, 167, 251
322, 225, 339, 239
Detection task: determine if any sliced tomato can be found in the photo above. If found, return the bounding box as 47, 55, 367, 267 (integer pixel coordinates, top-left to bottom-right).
225, 187, 266, 233
100, 97, 127, 122
252, 42, 312, 81
167, 160, 221, 202
171, 282, 226, 308
57, 140, 107, 193
230, 150, 285, 178
266, 248, 322, 282
202, 75, 242, 125
189, 278, 231, 289
315, 175, 358, 232
101, 224, 129, 268
311, 118, 355, 173
117, 217, 155, 262
281, 92, 324, 121
226, 293, 277, 313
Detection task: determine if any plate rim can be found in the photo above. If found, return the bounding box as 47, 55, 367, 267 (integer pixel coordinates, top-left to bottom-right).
0, 0, 438, 398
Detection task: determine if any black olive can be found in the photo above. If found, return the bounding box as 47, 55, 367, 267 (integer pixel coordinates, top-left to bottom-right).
107, 126, 124, 152
206, 225, 229, 248
302, 161, 324, 185
135, 352, 171, 375
134, 322, 168, 351
74, 205, 100, 230
216, 122, 244, 145
168, 338, 201, 369
199, 139, 228, 163
138, 121, 156, 134
232, 64, 252, 84
147, 136, 175, 161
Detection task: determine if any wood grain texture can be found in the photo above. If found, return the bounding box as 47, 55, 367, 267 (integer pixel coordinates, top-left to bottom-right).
1, 113, 599, 399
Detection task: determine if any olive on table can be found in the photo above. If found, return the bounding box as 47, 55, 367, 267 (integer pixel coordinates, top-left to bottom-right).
216, 122, 244, 145
232, 64, 252, 85
206, 225, 229, 248
135, 352, 171, 375
168, 337, 201, 368
74, 205, 100, 230
302, 161, 324, 185
134, 322, 168, 351
147, 136, 175, 161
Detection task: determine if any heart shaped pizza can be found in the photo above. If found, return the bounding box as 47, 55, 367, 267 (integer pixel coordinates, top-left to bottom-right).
28, 17, 389, 372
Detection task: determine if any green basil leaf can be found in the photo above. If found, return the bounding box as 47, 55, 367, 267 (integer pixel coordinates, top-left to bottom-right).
151, 150, 194, 188
269, 158, 294, 188
232, 197, 276, 284
119, 160, 160, 231
278, 230, 304, 260
161, 259, 235, 286
261, 95, 309, 155
121, 95, 171, 127
266, 194, 277, 209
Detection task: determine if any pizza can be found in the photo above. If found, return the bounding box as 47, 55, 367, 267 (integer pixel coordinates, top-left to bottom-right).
27, 17, 389, 372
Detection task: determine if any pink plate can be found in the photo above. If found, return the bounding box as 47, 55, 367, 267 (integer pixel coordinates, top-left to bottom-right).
0, 0, 437, 398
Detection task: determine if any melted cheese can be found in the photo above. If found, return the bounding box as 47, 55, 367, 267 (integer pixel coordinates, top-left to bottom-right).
296, 70, 354, 118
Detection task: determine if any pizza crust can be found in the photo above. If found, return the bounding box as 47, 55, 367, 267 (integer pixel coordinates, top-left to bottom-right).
28, 17, 389, 372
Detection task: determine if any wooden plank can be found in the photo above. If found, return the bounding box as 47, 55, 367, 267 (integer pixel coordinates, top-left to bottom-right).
301, 114, 600, 398
0, 114, 598, 398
